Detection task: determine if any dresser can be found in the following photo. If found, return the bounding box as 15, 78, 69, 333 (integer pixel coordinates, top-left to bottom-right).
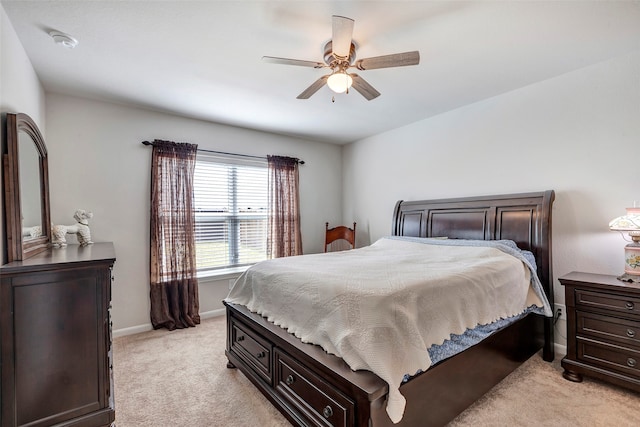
1, 243, 116, 427
559, 271, 640, 392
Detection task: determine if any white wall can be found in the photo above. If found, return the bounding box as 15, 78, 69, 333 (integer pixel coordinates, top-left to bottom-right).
44, 94, 342, 333
0, 4, 47, 263
4, 1, 638, 346
0, 6, 45, 123
343, 50, 640, 347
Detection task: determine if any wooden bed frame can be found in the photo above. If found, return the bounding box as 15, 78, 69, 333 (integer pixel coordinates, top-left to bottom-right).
224, 190, 555, 426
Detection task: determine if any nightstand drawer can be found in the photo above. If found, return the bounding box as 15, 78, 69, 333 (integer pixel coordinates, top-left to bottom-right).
577, 338, 640, 378
575, 289, 640, 317
577, 311, 640, 348
231, 321, 272, 384
275, 349, 354, 427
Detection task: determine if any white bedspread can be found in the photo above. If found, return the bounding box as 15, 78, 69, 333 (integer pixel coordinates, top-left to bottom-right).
225, 237, 550, 423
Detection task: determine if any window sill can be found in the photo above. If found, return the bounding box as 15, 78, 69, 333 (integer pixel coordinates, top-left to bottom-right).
197, 266, 250, 281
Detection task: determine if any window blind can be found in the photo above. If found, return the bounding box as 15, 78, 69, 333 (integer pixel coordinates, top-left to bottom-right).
193, 154, 268, 272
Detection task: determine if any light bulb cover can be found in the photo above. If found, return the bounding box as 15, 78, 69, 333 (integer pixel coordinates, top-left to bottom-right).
327, 72, 353, 94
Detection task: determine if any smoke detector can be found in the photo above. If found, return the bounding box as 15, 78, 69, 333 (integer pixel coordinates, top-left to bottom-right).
49, 31, 78, 49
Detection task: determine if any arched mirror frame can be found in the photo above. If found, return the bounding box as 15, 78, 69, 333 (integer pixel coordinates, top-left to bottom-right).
3, 112, 51, 263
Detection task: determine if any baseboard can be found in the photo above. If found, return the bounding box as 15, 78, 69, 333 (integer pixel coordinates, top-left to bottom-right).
554, 342, 567, 359
112, 308, 225, 338
201, 308, 225, 319
113, 323, 153, 338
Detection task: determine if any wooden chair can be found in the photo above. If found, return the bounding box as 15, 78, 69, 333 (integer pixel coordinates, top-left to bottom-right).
324, 222, 356, 252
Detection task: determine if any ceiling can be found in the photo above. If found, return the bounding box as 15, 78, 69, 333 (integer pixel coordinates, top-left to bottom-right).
3, 1, 640, 145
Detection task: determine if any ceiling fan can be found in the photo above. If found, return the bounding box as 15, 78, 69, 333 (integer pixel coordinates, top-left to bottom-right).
262, 15, 420, 101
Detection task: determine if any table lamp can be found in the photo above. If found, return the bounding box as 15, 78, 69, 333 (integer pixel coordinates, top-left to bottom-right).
609, 206, 640, 282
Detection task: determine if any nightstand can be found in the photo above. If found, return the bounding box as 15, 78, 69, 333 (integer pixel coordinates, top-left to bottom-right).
559, 271, 640, 392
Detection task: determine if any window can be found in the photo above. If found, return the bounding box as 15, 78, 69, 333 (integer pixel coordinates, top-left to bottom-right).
193, 154, 268, 273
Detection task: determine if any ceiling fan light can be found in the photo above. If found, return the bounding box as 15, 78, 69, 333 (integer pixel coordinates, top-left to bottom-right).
327, 71, 353, 94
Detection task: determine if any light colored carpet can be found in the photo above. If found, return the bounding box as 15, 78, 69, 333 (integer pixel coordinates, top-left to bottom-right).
114, 315, 640, 426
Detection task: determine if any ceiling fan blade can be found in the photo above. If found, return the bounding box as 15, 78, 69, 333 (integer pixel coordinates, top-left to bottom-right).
297, 75, 329, 99
262, 56, 326, 69
332, 15, 355, 58
350, 74, 381, 101
354, 51, 420, 70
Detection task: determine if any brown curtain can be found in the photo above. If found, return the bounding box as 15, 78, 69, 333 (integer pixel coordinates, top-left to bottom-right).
149, 139, 200, 330
267, 155, 302, 258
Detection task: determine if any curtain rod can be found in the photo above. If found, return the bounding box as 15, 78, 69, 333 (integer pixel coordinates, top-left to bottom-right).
141, 140, 305, 164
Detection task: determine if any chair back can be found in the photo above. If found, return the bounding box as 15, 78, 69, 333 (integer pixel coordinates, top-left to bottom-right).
324, 222, 356, 252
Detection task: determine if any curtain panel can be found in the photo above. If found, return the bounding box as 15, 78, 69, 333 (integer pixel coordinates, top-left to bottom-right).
149, 139, 200, 330
267, 155, 302, 258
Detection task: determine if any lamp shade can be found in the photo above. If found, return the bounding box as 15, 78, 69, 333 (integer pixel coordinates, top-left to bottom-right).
610, 207, 640, 282
609, 207, 640, 231
327, 71, 353, 94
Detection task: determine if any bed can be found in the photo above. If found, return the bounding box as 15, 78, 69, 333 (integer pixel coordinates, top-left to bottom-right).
224, 190, 555, 426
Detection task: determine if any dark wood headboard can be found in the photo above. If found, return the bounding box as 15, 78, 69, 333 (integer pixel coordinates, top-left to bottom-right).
392, 190, 556, 359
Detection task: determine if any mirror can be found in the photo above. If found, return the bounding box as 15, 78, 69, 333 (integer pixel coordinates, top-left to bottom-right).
19, 131, 43, 241
3, 112, 51, 263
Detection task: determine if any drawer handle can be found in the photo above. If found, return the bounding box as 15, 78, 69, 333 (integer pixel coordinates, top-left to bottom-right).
323, 405, 333, 419
285, 374, 295, 386
628, 358, 637, 368
256, 351, 266, 359
627, 329, 636, 338
625, 301, 635, 310
237, 335, 245, 342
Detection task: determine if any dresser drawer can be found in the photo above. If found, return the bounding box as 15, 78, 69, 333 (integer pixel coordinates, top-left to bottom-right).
577, 337, 640, 378
230, 320, 272, 384
577, 311, 640, 348
275, 349, 354, 427
575, 289, 640, 317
